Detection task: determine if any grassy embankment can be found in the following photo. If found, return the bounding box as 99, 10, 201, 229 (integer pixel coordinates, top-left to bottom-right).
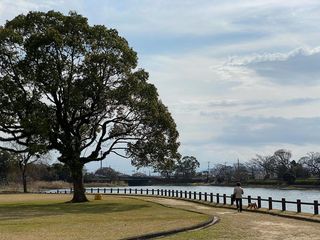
0, 194, 208, 240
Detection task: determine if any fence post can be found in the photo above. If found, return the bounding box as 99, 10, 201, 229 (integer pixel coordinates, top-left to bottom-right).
199, 192, 202, 201
216, 193, 220, 204
129, 188, 132, 194
194, 191, 196, 200
189, 191, 192, 199
124, 188, 127, 194
161, 189, 163, 196
297, 199, 301, 213
180, 190, 183, 198
210, 193, 213, 203
165, 190, 167, 196
146, 189, 148, 195
157, 189, 160, 195
248, 195, 251, 204
57, 190, 59, 194
140, 189, 143, 195
205, 192, 207, 202
176, 190, 179, 197
117, 188, 120, 194
282, 198, 286, 211
97, 188, 99, 193
185, 191, 187, 198
91, 188, 93, 193
135, 189, 137, 194
268, 197, 272, 210
257, 196, 261, 208
314, 200, 319, 215
110, 188, 113, 194
223, 194, 226, 205
104, 188, 106, 194
152, 189, 154, 195
168, 190, 171, 197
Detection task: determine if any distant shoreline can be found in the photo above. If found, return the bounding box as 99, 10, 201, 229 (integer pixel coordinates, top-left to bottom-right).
205, 183, 320, 190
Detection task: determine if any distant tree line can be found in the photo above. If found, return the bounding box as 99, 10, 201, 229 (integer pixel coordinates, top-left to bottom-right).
210, 149, 320, 185
86, 156, 201, 181
153, 155, 200, 179
0, 149, 72, 192
0, 148, 201, 191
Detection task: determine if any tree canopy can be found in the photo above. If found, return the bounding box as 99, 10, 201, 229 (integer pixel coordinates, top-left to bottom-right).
175, 156, 199, 178
0, 11, 180, 202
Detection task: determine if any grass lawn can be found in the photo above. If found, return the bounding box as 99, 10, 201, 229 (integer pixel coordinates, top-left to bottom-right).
0, 194, 208, 240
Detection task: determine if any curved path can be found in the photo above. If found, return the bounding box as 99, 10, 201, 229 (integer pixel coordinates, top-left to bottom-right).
131, 196, 320, 240
120, 196, 218, 240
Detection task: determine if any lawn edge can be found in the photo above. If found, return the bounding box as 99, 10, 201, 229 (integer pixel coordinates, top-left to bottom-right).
120, 215, 218, 240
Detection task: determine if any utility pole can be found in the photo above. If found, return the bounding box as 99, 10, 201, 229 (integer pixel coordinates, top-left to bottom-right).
207, 161, 210, 183
237, 158, 240, 181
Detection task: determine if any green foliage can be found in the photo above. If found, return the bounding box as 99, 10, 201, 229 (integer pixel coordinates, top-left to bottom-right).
43, 163, 71, 182
175, 156, 200, 179
294, 178, 320, 185
0, 11, 180, 200
95, 167, 119, 180
283, 171, 296, 184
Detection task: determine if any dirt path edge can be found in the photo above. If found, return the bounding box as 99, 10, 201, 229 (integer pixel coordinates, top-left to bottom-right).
120, 216, 219, 240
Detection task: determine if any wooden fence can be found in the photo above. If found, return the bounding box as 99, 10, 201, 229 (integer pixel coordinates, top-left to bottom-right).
52, 188, 319, 215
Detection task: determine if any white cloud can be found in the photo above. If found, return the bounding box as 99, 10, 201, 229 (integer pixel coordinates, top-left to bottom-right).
217, 47, 320, 85
225, 47, 320, 66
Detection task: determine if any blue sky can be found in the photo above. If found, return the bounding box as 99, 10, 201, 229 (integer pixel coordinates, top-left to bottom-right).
1, 0, 320, 173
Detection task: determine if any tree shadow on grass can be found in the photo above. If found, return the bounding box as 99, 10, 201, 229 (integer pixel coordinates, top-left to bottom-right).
0, 201, 150, 221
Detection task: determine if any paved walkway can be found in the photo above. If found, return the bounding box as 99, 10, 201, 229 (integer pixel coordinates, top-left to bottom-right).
135, 197, 320, 240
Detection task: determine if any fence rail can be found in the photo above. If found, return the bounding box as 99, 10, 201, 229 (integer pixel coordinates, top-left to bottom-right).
51, 188, 320, 215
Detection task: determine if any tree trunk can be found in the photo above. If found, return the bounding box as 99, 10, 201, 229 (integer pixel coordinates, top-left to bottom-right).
22, 170, 27, 193
19, 163, 27, 193
70, 164, 88, 203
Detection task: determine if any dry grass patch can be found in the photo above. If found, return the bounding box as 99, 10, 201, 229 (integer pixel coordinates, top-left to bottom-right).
149, 198, 320, 240
0, 194, 208, 240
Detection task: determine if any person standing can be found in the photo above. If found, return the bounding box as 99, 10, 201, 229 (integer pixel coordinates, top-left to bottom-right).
233, 182, 244, 212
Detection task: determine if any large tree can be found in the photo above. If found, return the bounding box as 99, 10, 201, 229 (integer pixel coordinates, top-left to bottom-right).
175, 156, 199, 179
250, 154, 276, 179
272, 149, 292, 180
0, 11, 179, 202
300, 152, 320, 178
